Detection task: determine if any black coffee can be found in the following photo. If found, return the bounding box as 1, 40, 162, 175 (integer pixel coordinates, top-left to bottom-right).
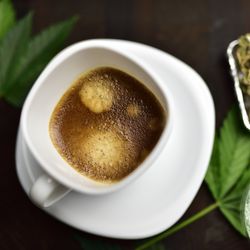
49, 67, 166, 183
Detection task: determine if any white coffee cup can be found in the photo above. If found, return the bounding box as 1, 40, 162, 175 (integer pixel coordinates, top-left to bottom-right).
20, 41, 173, 208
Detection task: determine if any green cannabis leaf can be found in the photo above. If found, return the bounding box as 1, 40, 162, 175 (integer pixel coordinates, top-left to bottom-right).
217, 108, 250, 198
205, 107, 250, 235
0, 0, 15, 40
0, 1, 77, 106
4, 16, 77, 106
219, 167, 250, 235
0, 13, 32, 96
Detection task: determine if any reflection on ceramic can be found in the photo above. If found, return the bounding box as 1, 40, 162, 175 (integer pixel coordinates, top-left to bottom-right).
16, 39, 215, 239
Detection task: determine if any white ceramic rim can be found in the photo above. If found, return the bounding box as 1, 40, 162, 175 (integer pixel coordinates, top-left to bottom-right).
20, 42, 174, 195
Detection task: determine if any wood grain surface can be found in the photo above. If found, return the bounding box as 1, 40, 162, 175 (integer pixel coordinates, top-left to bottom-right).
1, 0, 250, 249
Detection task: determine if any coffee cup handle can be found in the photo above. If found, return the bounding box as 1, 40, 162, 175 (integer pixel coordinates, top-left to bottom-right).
30, 174, 71, 208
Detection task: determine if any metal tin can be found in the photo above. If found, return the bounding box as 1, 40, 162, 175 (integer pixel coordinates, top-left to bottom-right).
227, 40, 250, 131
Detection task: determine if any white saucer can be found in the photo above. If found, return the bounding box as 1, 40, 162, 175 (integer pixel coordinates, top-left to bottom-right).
16, 39, 215, 239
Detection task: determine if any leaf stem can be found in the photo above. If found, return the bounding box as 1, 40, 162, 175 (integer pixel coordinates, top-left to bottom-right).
136, 202, 219, 250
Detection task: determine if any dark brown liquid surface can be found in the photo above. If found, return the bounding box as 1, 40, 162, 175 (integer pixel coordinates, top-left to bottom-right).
49, 67, 166, 183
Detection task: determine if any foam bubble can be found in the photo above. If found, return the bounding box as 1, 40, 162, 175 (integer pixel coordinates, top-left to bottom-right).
126, 103, 141, 118
79, 80, 114, 113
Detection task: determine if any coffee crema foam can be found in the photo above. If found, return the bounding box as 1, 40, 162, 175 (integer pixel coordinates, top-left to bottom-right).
49, 67, 166, 183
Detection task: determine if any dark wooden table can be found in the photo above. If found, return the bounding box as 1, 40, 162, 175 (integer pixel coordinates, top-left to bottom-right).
1, 0, 250, 249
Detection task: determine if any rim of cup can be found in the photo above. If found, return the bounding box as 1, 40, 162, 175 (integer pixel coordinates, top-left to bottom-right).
21, 42, 174, 195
